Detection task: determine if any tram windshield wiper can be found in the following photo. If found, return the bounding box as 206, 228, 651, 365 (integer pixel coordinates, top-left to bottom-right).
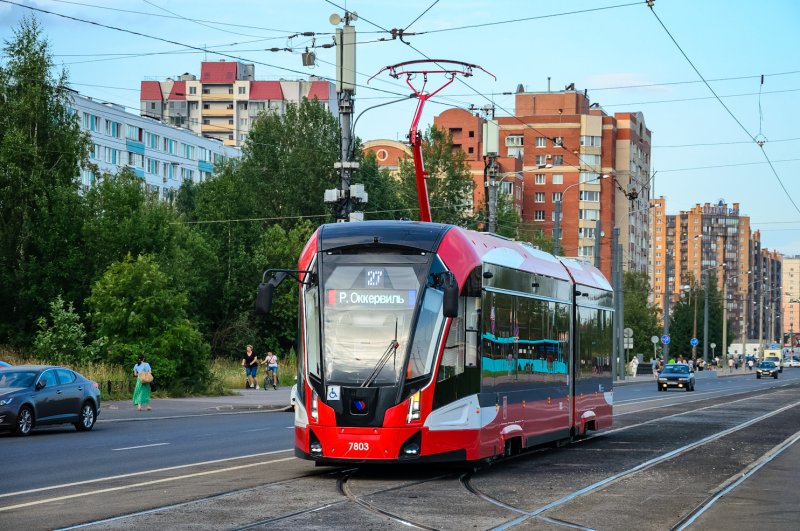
361, 321, 400, 388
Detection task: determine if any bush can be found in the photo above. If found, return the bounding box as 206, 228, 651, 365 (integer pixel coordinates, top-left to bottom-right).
33, 295, 92, 365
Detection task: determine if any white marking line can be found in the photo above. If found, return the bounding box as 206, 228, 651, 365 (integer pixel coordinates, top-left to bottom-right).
0, 448, 293, 500
493, 399, 800, 530
675, 428, 800, 531
242, 427, 271, 433
112, 443, 170, 451
0, 456, 296, 512
98, 409, 282, 423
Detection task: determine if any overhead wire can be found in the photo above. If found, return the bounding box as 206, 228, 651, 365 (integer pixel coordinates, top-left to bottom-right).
404, 0, 440, 32
140, 0, 280, 39
647, 3, 800, 216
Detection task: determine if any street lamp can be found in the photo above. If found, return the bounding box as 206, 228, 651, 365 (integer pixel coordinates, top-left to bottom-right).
552, 173, 609, 256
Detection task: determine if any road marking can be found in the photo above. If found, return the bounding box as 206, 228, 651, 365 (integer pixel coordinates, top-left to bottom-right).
112, 443, 170, 451
0, 457, 296, 512
0, 448, 293, 500
242, 427, 271, 432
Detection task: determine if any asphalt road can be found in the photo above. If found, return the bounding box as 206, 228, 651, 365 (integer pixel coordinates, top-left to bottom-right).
1, 369, 798, 530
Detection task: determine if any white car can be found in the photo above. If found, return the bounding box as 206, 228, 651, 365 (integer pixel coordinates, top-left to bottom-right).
787, 358, 800, 368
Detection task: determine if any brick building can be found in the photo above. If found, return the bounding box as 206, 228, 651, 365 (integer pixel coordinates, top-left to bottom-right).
432, 89, 651, 279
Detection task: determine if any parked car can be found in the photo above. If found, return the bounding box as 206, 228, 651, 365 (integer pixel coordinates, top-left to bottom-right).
657, 363, 695, 392
786, 357, 800, 368
755, 361, 779, 379
0, 365, 101, 436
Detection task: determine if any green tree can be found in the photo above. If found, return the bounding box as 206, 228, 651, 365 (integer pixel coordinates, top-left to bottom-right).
668, 276, 733, 360
33, 295, 90, 365
623, 272, 662, 361
518, 221, 554, 253
85, 254, 210, 387
0, 16, 91, 344
396, 126, 475, 225
356, 151, 405, 220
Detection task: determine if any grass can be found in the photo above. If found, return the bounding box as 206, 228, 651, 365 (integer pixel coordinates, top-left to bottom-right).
211, 358, 297, 391
1, 346, 297, 399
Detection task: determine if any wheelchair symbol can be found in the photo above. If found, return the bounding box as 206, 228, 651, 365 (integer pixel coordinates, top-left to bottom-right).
327, 385, 340, 401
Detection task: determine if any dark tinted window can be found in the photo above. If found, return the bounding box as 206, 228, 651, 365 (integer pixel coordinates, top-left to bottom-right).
38, 370, 58, 388
56, 369, 77, 384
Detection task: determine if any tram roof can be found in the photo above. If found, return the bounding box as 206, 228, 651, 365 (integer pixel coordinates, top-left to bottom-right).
317, 220, 450, 252
558, 257, 613, 291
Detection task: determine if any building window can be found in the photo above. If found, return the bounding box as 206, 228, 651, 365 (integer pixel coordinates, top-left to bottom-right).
579, 209, 600, 220
580, 135, 601, 147
552, 155, 563, 165
189, 86, 197, 95
468, 147, 474, 154
536, 155, 547, 166
536, 137, 546, 148
126, 125, 143, 142
552, 192, 562, 202
535, 192, 545, 203
535, 174, 546, 185
468, 130, 474, 138
238, 86, 246, 94
505, 135, 523, 147
580, 172, 600, 183
579, 227, 596, 239
579, 246, 594, 257
553, 137, 563, 147
583, 154, 601, 167
552, 174, 563, 184
534, 210, 545, 221
500, 182, 513, 195
507, 147, 523, 158
580, 191, 600, 202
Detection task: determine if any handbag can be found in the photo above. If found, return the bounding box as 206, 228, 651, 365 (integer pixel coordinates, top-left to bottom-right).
139, 371, 153, 384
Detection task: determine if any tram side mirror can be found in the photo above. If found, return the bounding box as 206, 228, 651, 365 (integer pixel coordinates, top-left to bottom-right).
255, 272, 288, 314
442, 272, 459, 318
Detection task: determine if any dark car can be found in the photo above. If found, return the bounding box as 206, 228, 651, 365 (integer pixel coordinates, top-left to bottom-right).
756, 361, 779, 379
657, 363, 695, 392
0, 365, 101, 436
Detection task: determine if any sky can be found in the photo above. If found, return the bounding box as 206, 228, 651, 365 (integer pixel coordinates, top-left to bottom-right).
1, 0, 798, 254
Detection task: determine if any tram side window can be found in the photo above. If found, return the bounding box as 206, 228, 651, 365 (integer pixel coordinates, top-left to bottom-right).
577, 306, 612, 378
305, 285, 322, 380
481, 291, 514, 392
407, 288, 445, 379
434, 294, 481, 409
515, 299, 570, 386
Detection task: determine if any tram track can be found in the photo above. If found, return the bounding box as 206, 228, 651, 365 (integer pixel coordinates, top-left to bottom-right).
35, 380, 800, 530
472, 397, 800, 530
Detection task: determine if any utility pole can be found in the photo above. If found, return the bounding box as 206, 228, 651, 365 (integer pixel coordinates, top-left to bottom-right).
482, 112, 499, 233
703, 272, 709, 363
325, 11, 367, 221
617, 235, 625, 380
759, 270, 765, 356
692, 283, 698, 359
594, 218, 602, 269
663, 250, 671, 361
612, 227, 619, 378
553, 200, 562, 256
722, 271, 728, 362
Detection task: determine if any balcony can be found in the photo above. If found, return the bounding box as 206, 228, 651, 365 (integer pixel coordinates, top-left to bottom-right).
200, 124, 231, 133
200, 93, 234, 101
202, 108, 234, 117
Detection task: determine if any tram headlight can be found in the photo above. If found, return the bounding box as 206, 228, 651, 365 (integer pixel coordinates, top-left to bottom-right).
311, 390, 319, 421
407, 391, 421, 423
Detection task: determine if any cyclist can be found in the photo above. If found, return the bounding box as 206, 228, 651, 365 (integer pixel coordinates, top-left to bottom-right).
261, 351, 279, 390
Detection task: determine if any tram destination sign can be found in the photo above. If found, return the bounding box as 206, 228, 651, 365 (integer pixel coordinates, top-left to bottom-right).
327, 289, 417, 307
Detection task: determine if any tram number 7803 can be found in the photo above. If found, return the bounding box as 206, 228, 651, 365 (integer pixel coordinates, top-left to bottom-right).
348, 441, 370, 452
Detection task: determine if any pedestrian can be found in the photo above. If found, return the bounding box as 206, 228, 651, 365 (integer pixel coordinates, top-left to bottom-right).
728, 357, 734, 372
747, 358, 754, 371
133, 354, 152, 412
651, 357, 658, 379
261, 351, 279, 390
242, 344, 259, 389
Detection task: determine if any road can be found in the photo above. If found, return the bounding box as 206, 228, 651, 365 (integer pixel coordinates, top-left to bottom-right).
1, 369, 798, 530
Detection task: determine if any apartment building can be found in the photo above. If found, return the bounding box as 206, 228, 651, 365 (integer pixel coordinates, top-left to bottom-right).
430, 88, 651, 280
650, 198, 782, 346
72, 92, 239, 200
781, 255, 800, 345
140, 61, 336, 147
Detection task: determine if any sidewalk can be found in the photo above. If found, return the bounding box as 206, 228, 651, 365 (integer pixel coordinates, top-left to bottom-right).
100, 386, 293, 421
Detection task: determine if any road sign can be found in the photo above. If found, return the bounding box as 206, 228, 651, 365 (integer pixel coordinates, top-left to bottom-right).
624, 327, 633, 339
651, 335, 659, 344
770, 343, 779, 349
661, 335, 670, 345
710, 343, 716, 349
690, 337, 699, 347
624, 338, 634, 350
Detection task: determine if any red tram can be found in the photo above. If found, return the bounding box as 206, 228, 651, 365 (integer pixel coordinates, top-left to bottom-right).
258, 220, 613, 465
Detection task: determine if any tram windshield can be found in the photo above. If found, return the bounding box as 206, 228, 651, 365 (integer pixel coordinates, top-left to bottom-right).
320, 255, 431, 386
